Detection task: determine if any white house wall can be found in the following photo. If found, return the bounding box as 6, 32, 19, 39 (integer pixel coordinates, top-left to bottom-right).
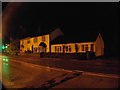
77, 42, 95, 53
51, 42, 95, 53
20, 34, 50, 53
51, 44, 63, 53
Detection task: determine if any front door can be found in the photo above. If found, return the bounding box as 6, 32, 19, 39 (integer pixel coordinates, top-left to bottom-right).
39, 42, 47, 53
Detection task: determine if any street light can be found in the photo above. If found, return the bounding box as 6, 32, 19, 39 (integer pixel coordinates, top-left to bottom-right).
2, 45, 5, 49
5, 46, 8, 48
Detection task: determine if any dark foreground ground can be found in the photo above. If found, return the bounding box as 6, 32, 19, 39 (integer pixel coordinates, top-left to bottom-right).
1, 54, 120, 89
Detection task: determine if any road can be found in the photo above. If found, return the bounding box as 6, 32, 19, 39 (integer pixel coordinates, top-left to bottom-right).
0, 54, 120, 88
1, 55, 77, 88
6, 54, 120, 75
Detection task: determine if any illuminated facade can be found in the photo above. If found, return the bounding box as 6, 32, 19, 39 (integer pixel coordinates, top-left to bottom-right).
51, 33, 104, 57
20, 29, 104, 57
20, 34, 50, 53
20, 28, 64, 53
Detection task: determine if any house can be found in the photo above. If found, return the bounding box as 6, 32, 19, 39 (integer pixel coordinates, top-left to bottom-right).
19, 28, 64, 53
20, 27, 104, 58
51, 33, 104, 57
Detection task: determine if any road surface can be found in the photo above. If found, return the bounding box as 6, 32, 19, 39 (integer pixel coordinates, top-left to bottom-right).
6, 54, 120, 75
0, 54, 120, 88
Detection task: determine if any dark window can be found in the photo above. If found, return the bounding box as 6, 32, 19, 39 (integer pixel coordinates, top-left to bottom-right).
91, 44, 94, 52
85, 45, 88, 51
66, 46, 68, 52
82, 45, 84, 51
55, 46, 57, 52
27, 40, 30, 44
69, 45, 71, 52
60, 46, 61, 52
58, 47, 59, 52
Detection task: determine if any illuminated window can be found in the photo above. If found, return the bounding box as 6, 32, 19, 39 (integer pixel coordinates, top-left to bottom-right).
42, 36, 45, 42
34, 37, 38, 43
82, 45, 84, 51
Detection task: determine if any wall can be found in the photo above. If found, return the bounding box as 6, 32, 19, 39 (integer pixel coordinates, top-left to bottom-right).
77, 42, 95, 53
51, 44, 63, 53
20, 34, 50, 53
95, 34, 104, 57
51, 42, 95, 53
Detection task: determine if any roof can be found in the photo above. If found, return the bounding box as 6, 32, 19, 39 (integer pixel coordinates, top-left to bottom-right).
51, 31, 100, 44
19, 27, 59, 40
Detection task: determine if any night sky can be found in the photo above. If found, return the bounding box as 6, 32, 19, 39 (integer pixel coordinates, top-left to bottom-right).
2, 2, 119, 56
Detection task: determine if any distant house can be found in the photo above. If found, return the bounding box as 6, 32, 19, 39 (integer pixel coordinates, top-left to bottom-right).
51, 33, 104, 57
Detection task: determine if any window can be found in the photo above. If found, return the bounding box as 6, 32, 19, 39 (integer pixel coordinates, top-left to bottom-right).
42, 36, 45, 42
55, 46, 62, 52
69, 45, 71, 52
66, 46, 68, 52
85, 45, 88, 51
34, 37, 38, 43
82, 45, 84, 51
59, 46, 61, 52
91, 44, 94, 52
27, 40, 30, 44
55, 46, 57, 52
58, 47, 59, 52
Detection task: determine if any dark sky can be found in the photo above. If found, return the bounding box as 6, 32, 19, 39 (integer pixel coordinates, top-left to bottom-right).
2, 2, 119, 56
